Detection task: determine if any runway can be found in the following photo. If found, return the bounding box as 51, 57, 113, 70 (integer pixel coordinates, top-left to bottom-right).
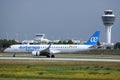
0, 57, 120, 62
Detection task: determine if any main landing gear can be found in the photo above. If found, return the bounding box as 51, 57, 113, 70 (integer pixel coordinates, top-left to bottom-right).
13, 53, 16, 57
46, 54, 55, 58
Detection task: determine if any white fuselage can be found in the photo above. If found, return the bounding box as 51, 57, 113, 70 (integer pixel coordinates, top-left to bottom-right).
4, 44, 92, 54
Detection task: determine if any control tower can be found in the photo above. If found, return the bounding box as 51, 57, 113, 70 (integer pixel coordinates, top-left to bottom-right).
102, 10, 115, 47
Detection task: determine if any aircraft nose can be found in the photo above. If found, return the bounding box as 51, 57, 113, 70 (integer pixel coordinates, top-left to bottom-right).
4, 48, 10, 52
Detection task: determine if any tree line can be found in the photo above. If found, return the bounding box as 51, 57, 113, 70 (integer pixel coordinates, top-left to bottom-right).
114, 42, 120, 50
0, 39, 120, 52
0, 39, 18, 48
55, 40, 74, 44
0, 39, 18, 52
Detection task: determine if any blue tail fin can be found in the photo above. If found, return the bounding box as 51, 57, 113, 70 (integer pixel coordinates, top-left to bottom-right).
84, 31, 100, 45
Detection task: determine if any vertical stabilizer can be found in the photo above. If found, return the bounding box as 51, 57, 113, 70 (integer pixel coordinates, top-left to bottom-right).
84, 31, 100, 45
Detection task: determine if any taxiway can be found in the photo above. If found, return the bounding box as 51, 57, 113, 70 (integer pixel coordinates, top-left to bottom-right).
0, 57, 120, 62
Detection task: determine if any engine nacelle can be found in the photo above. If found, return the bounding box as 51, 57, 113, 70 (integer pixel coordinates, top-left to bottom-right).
32, 51, 40, 56
32, 51, 55, 58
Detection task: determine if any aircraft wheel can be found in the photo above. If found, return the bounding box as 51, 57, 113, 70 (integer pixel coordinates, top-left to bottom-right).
13, 53, 16, 57
51, 55, 55, 58
46, 55, 50, 58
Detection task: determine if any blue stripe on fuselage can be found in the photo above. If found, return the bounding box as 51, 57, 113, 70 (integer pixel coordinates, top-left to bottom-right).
18, 46, 40, 51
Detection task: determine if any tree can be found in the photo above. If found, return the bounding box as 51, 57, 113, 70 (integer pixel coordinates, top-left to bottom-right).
62, 40, 68, 44
114, 42, 120, 50
67, 40, 74, 44
57, 41, 62, 44
0, 39, 18, 52
53, 39, 74, 44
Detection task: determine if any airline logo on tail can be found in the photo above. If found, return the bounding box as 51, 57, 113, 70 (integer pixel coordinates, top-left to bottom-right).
84, 31, 100, 45
90, 37, 98, 42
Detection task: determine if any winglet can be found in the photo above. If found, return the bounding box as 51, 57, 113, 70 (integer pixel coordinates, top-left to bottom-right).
84, 31, 100, 45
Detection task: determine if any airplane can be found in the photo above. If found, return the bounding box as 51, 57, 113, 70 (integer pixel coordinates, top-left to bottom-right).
4, 31, 100, 58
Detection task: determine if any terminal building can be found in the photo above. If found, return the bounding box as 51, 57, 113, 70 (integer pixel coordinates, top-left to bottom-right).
22, 34, 51, 44
34, 34, 51, 44
22, 34, 82, 45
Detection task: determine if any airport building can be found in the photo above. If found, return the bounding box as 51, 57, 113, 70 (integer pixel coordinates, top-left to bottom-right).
22, 34, 83, 44
33, 34, 51, 44
22, 34, 51, 44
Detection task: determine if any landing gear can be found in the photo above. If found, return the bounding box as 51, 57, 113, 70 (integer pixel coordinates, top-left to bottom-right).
13, 53, 16, 57
46, 55, 50, 58
46, 54, 55, 58
51, 55, 55, 58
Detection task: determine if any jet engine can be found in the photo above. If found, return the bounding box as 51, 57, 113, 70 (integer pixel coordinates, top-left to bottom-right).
32, 51, 40, 56
32, 50, 55, 58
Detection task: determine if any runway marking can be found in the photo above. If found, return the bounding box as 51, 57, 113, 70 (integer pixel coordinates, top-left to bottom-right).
0, 57, 120, 62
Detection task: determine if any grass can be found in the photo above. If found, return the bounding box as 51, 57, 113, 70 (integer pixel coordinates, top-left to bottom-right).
0, 60, 120, 80
0, 50, 120, 80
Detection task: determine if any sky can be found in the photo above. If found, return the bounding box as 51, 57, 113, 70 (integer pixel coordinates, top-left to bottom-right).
0, 0, 120, 43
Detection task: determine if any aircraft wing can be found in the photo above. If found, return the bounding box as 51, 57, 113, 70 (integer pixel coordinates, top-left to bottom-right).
40, 44, 60, 54
40, 44, 51, 54
32, 44, 60, 57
